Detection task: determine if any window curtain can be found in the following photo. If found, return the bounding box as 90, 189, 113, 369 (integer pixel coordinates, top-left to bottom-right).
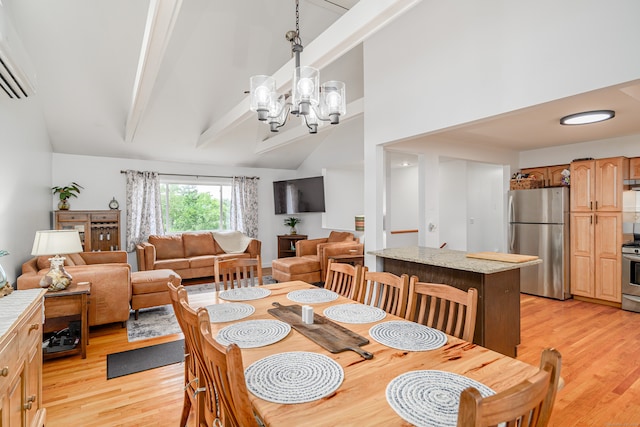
230, 176, 259, 238
125, 170, 164, 252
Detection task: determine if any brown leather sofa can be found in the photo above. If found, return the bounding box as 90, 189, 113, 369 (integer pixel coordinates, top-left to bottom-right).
17, 251, 131, 327
271, 231, 363, 283
135, 232, 261, 280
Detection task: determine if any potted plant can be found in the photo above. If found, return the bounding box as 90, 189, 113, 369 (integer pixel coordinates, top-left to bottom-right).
52, 182, 84, 210
283, 217, 301, 235
0, 250, 11, 297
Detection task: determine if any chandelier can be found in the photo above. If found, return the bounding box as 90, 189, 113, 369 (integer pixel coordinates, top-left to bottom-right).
249, 0, 346, 134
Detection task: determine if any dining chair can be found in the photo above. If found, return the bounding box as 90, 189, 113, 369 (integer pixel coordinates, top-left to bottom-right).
197, 308, 261, 427
323, 259, 362, 300
167, 277, 204, 427
406, 277, 478, 342
214, 255, 263, 290
176, 292, 223, 427
457, 348, 562, 427
357, 269, 410, 317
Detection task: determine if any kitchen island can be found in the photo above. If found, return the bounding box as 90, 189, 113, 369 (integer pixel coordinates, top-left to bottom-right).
369, 246, 542, 357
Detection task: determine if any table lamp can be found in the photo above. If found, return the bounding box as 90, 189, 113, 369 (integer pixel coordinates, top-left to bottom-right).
31, 230, 83, 291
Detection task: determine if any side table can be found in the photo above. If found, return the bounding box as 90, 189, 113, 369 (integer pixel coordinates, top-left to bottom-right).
43, 281, 90, 359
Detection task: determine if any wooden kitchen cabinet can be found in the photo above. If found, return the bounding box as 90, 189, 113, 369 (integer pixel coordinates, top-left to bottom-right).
0, 289, 47, 427
521, 164, 569, 187
548, 164, 570, 186
570, 211, 623, 303
631, 157, 640, 179
570, 157, 628, 212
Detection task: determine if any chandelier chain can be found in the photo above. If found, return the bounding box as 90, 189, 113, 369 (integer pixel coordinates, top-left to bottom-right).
295, 0, 300, 39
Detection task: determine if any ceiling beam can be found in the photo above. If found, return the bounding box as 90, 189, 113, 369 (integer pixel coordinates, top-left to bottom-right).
196, 0, 420, 148
124, 0, 183, 143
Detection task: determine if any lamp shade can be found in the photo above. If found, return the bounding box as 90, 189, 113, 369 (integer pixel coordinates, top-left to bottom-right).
31, 230, 83, 256
355, 215, 365, 232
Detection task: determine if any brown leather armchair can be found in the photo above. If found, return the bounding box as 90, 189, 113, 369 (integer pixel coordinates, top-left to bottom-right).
271, 231, 363, 283
17, 251, 131, 327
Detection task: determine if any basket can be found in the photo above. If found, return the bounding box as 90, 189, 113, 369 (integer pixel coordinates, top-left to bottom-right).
510, 178, 544, 190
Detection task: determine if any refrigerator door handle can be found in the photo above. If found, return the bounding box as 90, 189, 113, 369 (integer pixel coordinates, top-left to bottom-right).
508, 194, 515, 253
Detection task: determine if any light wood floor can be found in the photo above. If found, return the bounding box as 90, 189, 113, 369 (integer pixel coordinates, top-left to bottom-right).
41, 293, 640, 426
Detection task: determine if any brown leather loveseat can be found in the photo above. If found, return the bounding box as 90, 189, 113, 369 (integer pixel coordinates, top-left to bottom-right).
135, 232, 261, 280
17, 251, 131, 326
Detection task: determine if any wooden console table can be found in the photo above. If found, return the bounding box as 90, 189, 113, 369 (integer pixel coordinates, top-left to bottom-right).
328, 254, 364, 266
43, 282, 90, 359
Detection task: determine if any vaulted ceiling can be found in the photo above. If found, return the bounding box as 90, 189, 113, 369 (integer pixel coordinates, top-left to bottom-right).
5, 0, 640, 170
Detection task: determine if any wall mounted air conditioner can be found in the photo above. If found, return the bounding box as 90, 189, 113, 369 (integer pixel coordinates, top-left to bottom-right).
0, 3, 36, 99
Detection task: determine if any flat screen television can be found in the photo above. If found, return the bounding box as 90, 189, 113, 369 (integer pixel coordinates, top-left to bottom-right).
273, 176, 326, 214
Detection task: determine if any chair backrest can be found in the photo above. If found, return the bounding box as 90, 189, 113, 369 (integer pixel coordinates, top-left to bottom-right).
176, 294, 221, 427
198, 308, 259, 427
214, 255, 263, 290
324, 259, 362, 300
357, 269, 409, 317
406, 277, 478, 342
457, 348, 562, 427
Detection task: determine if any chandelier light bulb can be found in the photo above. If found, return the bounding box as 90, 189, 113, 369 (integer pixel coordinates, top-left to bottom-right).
297, 78, 314, 98
326, 91, 342, 112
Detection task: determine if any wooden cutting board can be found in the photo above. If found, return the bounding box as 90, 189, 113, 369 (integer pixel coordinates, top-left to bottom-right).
466, 252, 539, 263
268, 302, 373, 360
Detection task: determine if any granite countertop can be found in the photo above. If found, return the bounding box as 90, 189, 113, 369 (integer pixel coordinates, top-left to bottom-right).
0, 288, 45, 338
368, 246, 542, 274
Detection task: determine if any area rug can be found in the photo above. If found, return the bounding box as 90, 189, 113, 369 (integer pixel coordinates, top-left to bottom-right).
106, 339, 185, 379
126, 276, 276, 342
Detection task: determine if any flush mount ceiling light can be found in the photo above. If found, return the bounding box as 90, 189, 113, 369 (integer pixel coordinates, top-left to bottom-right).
559, 110, 615, 125
249, 0, 346, 134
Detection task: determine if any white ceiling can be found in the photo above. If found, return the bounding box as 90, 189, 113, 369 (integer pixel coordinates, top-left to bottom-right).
5, 0, 640, 170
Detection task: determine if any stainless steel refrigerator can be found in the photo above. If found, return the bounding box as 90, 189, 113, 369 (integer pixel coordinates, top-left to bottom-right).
508, 187, 571, 300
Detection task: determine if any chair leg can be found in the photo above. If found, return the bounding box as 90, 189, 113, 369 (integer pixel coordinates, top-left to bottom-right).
179, 390, 191, 427
135, 309, 139, 320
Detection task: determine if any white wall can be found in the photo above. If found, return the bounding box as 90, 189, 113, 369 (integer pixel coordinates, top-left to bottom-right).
439, 160, 467, 250
52, 153, 298, 269
0, 97, 52, 285
364, 0, 640, 147
386, 162, 419, 248
466, 162, 504, 253
323, 167, 364, 232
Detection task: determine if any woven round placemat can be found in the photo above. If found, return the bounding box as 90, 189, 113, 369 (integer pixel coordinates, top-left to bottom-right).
244, 351, 344, 404
286, 288, 339, 304
215, 319, 291, 348
323, 303, 387, 324
218, 287, 271, 301
386, 370, 495, 427
205, 303, 255, 323
369, 320, 448, 351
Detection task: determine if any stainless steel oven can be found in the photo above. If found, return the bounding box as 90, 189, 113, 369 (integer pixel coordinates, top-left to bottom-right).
622, 244, 640, 312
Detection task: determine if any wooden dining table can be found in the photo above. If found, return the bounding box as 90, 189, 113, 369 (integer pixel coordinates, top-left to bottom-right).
188, 280, 540, 426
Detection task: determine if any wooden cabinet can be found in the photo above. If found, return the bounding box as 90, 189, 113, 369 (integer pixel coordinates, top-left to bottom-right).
570, 212, 622, 303
43, 283, 90, 360
0, 289, 47, 427
570, 156, 628, 304
631, 157, 640, 179
548, 164, 570, 187
521, 164, 569, 187
54, 210, 120, 252
570, 157, 628, 212
277, 235, 307, 258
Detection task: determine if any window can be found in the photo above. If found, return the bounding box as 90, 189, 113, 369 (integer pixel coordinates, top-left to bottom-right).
159, 178, 231, 233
